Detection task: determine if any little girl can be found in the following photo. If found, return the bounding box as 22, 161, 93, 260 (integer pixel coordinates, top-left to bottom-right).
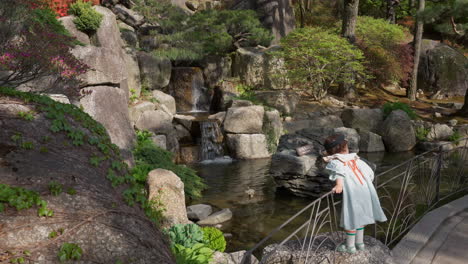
323, 134, 387, 253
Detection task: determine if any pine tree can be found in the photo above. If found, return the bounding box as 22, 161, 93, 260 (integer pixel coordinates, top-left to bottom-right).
420, 0, 467, 42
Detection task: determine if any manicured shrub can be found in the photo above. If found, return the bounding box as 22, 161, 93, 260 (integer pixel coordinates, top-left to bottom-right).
273, 27, 367, 100
202, 227, 226, 252
382, 101, 417, 119
167, 224, 206, 248
68, 0, 103, 33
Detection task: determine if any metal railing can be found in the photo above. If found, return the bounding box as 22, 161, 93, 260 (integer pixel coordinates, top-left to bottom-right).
241, 138, 468, 264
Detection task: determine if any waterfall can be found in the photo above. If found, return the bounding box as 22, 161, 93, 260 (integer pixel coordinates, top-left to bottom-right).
191, 80, 210, 112
200, 121, 224, 160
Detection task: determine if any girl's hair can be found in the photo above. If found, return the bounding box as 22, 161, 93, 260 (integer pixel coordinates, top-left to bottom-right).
324, 134, 348, 155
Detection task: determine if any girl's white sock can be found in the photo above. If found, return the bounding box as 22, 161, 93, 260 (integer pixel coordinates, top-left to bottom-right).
356, 226, 364, 244
346, 230, 356, 248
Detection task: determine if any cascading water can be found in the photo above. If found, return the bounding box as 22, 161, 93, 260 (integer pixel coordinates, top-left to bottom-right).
191, 79, 211, 112
200, 121, 224, 160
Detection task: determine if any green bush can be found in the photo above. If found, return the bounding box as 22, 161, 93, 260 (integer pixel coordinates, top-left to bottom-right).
202, 227, 226, 252
416, 127, 430, 141
132, 130, 206, 199
274, 27, 367, 100
31, 7, 71, 37
172, 243, 214, 264
57, 243, 82, 262
69, 0, 103, 33
448, 131, 462, 142
167, 224, 206, 248
382, 102, 418, 119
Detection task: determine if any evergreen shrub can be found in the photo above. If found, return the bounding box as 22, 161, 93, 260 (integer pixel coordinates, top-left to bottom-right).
69, 0, 103, 33
202, 227, 226, 252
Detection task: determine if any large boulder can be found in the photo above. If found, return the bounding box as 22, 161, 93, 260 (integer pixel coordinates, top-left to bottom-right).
138, 52, 172, 90
202, 55, 232, 88
152, 90, 177, 115
209, 80, 241, 112
58, 16, 91, 45
380, 110, 417, 152
79, 86, 136, 163
135, 110, 174, 135
284, 115, 343, 134
341, 108, 384, 133
224, 106, 265, 134
226, 134, 270, 159
232, 47, 288, 90
254, 90, 299, 115
147, 169, 190, 228
427, 123, 453, 141
0, 93, 174, 263
128, 101, 155, 125
186, 204, 213, 221
94, 6, 125, 51
123, 48, 142, 98
418, 39, 468, 98
197, 208, 233, 225
264, 109, 283, 146
166, 67, 211, 112
111, 4, 144, 28
359, 131, 386, 152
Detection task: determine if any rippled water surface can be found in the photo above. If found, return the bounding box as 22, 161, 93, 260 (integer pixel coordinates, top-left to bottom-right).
190, 151, 417, 252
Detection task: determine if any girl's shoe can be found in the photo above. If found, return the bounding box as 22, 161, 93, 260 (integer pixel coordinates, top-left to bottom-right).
356, 243, 365, 251
337, 244, 356, 254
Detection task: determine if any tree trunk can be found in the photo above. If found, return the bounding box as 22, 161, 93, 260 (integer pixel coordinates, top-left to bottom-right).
387, 0, 398, 24
338, 0, 359, 98
299, 0, 305, 28
408, 0, 425, 101
341, 0, 359, 44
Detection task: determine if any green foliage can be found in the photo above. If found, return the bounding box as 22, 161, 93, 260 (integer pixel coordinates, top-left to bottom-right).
274, 27, 367, 100
167, 224, 206, 248
382, 102, 418, 119
448, 131, 462, 142
172, 243, 214, 264
69, 0, 103, 33
132, 130, 206, 199
202, 227, 226, 252
21, 141, 34, 149
66, 187, 77, 195
134, 0, 271, 61
416, 127, 430, 141
49, 228, 64, 239
57, 243, 83, 262
0, 183, 53, 217
9, 257, 25, 264
48, 181, 63, 196
420, 0, 468, 42
31, 7, 71, 37
18, 111, 35, 121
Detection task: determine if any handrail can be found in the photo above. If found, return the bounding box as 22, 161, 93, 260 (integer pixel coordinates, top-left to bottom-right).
241, 137, 468, 264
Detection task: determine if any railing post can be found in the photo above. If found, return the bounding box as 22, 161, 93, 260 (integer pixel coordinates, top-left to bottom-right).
373, 169, 379, 239
434, 145, 443, 204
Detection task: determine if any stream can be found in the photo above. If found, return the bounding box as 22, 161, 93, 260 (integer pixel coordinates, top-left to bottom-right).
190, 151, 417, 252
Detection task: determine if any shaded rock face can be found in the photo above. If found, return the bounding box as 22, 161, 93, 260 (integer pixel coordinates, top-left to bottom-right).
147, 169, 190, 228
226, 134, 270, 159
230, 0, 295, 45
284, 115, 343, 134
0, 97, 174, 263
209, 81, 241, 112
166, 67, 211, 112
359, 131, 385, 153
418, 40, 468, 98
138, 52, 172, 90
79, 86, 136, 164
187, 204, 212, 221
341, 109, 383, 133
264, 109, 283, 146
380, 110, 416, 152
224, 106, 265, 134
255, 90, 299, 115
202, 55, 232, 89
262, 234, 394, 264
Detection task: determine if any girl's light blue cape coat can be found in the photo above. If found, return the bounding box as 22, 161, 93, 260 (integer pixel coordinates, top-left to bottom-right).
325, 153, 387, 230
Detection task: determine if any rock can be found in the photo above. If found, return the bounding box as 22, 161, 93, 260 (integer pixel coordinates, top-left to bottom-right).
119, 22, 138, 48
112, 4, 144, 27
58, 16, 90, 45
380, 110, 417, 152
417, 141, 454, 152
152, 90, 177, 115
166, 132, 180, 154
333, 127, 360, 153
262, 234, 394, 264
284, 115, 343, 134
454, 124, 468, 138
128, 101, 155, 125
178, 145, 200, 163
211, 250, 259, 264
224, 106, 265, 134
226, 134, 270, 159
202, 56, 232, 88
226, 99, 254, 108
197, 208, 233, 225
147, 169, 190, 228
123, 48, 141, 98
0, 93, 174, 263
448, 119, 458, 127
79, 86, 136, 164
418, 39, 468, 98
175, 124, 192, 143
166, 67, 211, 112
208, 112, 226, 125
427, 123, 453, 141
232, 47, 289, 90
341, 109, 384, 133
174, 114, 196, 131
254, 90, 299, 115
272, 151, 320, 176
209, 81, 241, 112
137, 51, 172, 90
139, 35, 160, 51
135, 110, 174, 135
434, 112, 442, 118
94, 6, 125, 51
151, 135, 167, 150
72, 46, 125, 86
44, 94, 70, 104
264, 109, 283, 146
359, 131, 385, 152
187, 204, 213, 221
186, 1, 199, 11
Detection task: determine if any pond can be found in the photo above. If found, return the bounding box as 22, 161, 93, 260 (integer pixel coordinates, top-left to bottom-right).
190, 151, 417, 252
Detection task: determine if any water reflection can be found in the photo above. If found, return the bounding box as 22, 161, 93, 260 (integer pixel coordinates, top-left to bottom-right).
190, 151, 416, 252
